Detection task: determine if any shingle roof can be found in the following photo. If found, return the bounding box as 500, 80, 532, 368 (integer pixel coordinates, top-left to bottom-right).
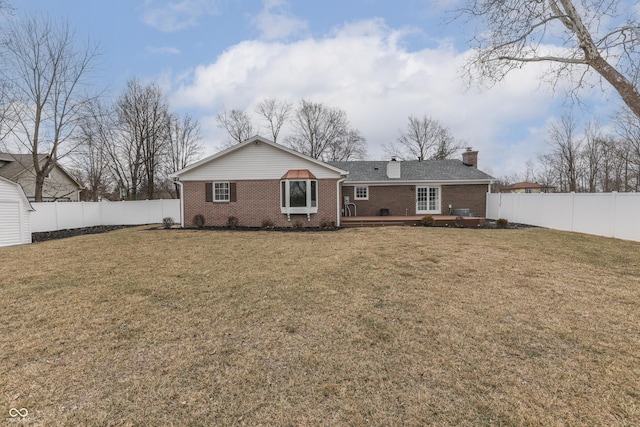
328, 160, 494, 182
0, 152, 82, 188
505, 181, 547, 189
0, 153, 42, 180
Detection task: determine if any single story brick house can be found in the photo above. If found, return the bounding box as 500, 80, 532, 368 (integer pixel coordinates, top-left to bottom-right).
171, 136, 494, 228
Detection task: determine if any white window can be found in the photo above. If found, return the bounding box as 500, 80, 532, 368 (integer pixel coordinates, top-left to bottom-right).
214, 182, 230, 202
416, 186, 441, 214
280, 179, 318, 217
354, 186, 368, 200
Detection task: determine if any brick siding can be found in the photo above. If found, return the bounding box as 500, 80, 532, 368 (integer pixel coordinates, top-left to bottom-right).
342, 184, 488, 217
441, 184, 488, 217
344, 185, 415, 216
182, 179, 339, 228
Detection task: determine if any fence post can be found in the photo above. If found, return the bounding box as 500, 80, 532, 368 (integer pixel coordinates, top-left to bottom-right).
570, 192, 575, 232
54, 200, 60, 231
611, 191, 617, 239
81, 201, 85, 228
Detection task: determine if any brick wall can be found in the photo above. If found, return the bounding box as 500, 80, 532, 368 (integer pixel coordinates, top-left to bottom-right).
342, 184, 488, 217
441, 184, 488, 217
343, 185, 415, 216
182, 179, 339, 228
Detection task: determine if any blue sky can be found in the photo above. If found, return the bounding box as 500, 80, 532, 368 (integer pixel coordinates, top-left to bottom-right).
12, 0, 625, 177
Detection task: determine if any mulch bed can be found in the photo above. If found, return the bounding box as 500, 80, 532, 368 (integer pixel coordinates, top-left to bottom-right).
32, 221, 536, 243
32, 225, 135, 243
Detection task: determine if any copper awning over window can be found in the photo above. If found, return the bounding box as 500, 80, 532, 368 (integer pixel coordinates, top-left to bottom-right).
281, 169, 317, 180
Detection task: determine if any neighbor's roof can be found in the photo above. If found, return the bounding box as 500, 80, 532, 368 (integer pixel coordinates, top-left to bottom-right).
328, 160, 494, 183
505, 181, 548, 189
0, 153, 43, 180
0, 152, 82, 188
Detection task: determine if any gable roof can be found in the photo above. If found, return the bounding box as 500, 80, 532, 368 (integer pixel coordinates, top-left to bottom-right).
0, 153, 42, 181
505, 181, 549, 190
0, 152, 82, 188
171, 135, 349, 179
328, 160, 494, 183
0, 176, 35, 211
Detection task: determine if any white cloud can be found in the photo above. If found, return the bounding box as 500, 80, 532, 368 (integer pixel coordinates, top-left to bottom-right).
145, 46, 181, 55
141, 0, 221, 32
250, 0, 308, 41
169, 19, 575, 176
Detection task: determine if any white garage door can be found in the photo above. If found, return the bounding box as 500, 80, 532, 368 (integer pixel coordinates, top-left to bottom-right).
0, 200, 22, 247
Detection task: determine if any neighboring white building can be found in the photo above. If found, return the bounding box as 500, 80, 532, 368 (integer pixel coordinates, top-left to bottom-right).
0, 153, 83, 202
0, 176, 34, 247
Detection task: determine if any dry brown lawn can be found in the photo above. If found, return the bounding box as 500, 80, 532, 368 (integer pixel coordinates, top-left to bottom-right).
1, 226, 639, 426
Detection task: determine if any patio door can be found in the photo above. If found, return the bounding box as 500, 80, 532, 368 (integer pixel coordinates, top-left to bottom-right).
416, 186, 440, 214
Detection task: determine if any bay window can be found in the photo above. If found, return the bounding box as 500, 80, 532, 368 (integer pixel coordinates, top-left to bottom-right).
281, 179, 318, 220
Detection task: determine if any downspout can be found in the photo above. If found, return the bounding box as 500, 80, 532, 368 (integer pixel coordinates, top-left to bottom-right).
336, 176, 346, 227
176, 180, 185, 228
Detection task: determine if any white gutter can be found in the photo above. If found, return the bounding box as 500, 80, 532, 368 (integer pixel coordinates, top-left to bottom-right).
336, 176, 346, 227
343, 179, 493, 186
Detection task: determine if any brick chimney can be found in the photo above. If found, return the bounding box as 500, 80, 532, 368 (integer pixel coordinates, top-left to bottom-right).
462, 148, 478, 168
387, 157, 401, 178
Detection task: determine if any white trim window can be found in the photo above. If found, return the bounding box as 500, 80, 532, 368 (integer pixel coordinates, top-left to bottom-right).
416, 186, 441, 214
354, 186, 368, 200
281, 179, 318, 219
214, 182, 230, 202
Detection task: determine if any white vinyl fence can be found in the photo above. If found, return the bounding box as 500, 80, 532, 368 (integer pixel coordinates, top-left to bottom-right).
30, 199, 180, 232
487, 192, 640, 242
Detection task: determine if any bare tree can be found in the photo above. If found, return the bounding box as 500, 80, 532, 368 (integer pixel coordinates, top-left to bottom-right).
326, 128, 367, 161
0, 81, 14, 145
166, 113, 202, 198
72, 100, 113, 201
0, 0, 11, 13
523, 159, 538, 183
545, 114, 583, 192
287, 99, 363, 161
530, 114, 640, 192
457, 0, 640, 120
255, 98, 291, 143
113, 79, 170, 200
105, 115, 142, 200
0, 14, 100, 201
217, 108, 254, 146
385, 115, 462, 161
597, 136, 626, 192
582, 120, 603, 192
614, 107, 640, 191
